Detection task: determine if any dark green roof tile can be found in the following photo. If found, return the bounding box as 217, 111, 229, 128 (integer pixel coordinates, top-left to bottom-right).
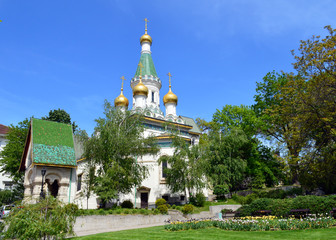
134, 53, 157, 77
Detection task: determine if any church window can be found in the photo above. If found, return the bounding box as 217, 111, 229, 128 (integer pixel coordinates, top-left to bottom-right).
77, 174, 82, 191
162, 161, 167, 178
152, 92, 155, 102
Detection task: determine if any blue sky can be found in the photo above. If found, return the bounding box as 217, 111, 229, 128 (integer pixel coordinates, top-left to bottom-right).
1, 0, 335, 135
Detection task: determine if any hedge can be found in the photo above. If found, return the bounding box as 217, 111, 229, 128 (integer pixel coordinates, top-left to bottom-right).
238, 195, 336, 217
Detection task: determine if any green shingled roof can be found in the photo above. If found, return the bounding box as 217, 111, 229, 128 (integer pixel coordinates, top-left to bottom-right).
180, 116, 202, 134
32, 118, 76, 166
134, 53, 157, 77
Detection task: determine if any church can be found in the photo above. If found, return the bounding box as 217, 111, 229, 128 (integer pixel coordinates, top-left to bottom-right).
20, 20, 205, 209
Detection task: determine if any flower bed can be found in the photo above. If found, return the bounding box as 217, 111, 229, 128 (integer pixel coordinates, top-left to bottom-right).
164, 214, 336, 231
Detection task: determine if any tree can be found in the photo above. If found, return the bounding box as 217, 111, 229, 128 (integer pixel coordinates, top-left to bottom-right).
289, 25, 336, 193
207, 128, 248, 192
4, 196, 77, 240
158, 136, 207, 199
42, 108, 78, 132
84, 100, 159, 206
0, 119, 29, 184
80, 164, 95, 209
253, 72, 307, 182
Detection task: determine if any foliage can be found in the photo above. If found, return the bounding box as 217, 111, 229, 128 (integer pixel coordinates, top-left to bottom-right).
157, 204, 168, 214
189, 192, 206, 207
158, 135, 207, 199
238, 195, 336, 218
121, 200, 134, 209
0, 118, 29, 185
0, 190, 17, 205
164, 216, 336, 232
4, 196, 77, 240
213, 184, 229, 200
155, 198, 166, 207
80, 164, 96, 209
206, 128, 248, 192
42, 108, 78, 132
221, 208, 233, 214
84, 101, 159, 206
181, 204, 194, 214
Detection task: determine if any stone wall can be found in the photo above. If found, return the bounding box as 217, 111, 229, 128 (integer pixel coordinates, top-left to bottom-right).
73, 214, 170, 237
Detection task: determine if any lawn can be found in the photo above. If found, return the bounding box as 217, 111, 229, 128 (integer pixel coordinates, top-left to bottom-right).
72, 226, 336, 240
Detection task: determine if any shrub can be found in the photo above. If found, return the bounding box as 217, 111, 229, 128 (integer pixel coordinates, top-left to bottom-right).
189, 192, 206, 207
121, 200, 134, 209
64, 203, 79, 215
158, 204, 168, 214
123, 209, 130, 214
153, 209, 160, 214
171, 204, 176, 209
115, 209, 122, 214
221, 208, 233, 214
4, 196, 77, 240
182, 204, 194, 214
98, 208, 106, 215
214, 185, 229, 200
155, 198, 167, 207
131, 209, 137, 214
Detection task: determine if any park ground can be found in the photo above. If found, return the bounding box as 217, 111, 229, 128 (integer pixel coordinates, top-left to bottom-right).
72, 226, 336, 240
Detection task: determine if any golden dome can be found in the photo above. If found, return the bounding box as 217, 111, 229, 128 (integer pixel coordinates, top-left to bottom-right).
140, 33, 152, 45
133, 78, 148, 97
114, 92, 129, 107
163, 87, 178, 105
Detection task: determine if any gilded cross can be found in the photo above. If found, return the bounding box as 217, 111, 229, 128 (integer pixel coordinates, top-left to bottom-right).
144, 18, 148, 33
167, 72, 172, 87
120, 76, 126, 90
138, 62, 144, 76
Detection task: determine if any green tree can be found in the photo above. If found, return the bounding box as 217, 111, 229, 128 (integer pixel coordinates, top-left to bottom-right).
207, 128, 248, 192
289, 25, 336, 193
80, 164, 96, 209
253, 72, 307, 182
158, 136, 207, 199
84, 100, 159, 206
42, 108, 78, 132
0, 119, 29, 184
4, 196, 77, 240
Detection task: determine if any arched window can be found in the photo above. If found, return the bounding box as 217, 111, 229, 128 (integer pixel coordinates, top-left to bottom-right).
151, 91, 155, 103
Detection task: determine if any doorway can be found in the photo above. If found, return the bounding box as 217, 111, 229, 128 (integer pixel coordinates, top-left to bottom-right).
141, 192, 148, 208
47, 180, 59, 197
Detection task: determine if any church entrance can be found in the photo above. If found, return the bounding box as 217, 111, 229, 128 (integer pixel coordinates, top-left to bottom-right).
47, 180, 59, 198
140, 192, 148, 208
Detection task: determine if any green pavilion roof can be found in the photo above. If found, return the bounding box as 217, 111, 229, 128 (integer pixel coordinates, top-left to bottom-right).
32, 118, 76, 167
134, 53, 158, 77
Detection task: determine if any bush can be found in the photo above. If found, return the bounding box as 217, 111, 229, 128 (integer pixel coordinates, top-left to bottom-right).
153, 209, 160, 214
221, 208, 233, 214
131, 209, 137, 214
189, 192, 206, 207
121, 200, 134, 209
182, 204, 194, 214
213, 185, 229, 200
123, 209, 130, 214
157, 204, 168, 214
171, 204, 176, 209
4, 196, 77, 239
155, 198, 167, 207
238, 195, 336, 217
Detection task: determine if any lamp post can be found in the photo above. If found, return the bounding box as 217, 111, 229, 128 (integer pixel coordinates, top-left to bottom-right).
40, 167, 46, 199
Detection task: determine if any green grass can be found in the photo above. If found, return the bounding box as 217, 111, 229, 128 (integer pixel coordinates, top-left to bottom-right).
193, 199, 240, 213
72, 226, 336, 240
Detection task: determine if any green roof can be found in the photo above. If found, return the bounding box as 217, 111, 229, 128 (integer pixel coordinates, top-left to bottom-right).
180, 116, 202, 134
32, 118, 76, 166
134, 53, 157, 77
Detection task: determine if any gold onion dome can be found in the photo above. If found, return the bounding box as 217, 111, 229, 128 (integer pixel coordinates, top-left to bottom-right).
114, 76, 129, 107
133, 78, 148, 97
140, 33, 152, 45
163, 87, 178, 105
114, 92, 129, 107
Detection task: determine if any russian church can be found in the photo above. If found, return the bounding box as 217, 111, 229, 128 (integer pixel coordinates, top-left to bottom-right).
20, 20, 205, 209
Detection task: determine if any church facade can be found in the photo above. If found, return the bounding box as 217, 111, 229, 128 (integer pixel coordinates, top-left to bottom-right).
20, 22, 205, 209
